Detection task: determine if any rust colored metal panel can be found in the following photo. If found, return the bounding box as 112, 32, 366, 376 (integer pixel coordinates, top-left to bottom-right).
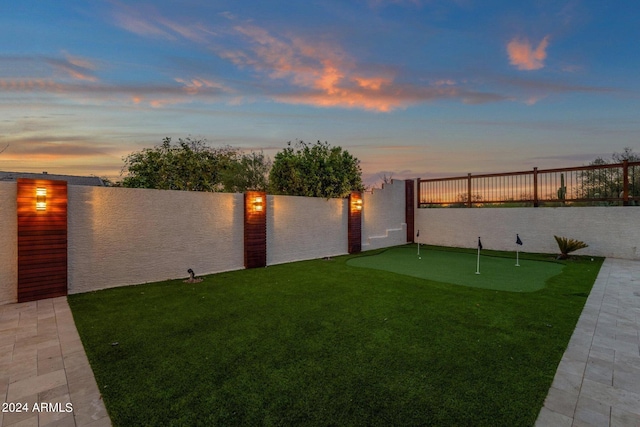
348, 192, 362, 254
17, 179, 68, 302
244, 191, 267, 268
405, 180, 415, 243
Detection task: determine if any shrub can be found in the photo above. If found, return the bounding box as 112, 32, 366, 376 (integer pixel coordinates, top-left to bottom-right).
554, 236, 588, 259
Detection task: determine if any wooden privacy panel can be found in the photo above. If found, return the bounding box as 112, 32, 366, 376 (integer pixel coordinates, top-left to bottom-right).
348, 192, 362, 254
17, 179, 68, 302
244, 191, 267, 268
405, 180, 415, 243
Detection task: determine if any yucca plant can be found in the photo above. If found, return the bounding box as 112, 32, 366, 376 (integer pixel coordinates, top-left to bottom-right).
554, 235, 588, 259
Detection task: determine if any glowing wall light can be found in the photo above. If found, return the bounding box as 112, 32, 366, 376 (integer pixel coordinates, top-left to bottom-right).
36, 187, 47, 211
351, 196, 362, 212
253, 196, 264, 212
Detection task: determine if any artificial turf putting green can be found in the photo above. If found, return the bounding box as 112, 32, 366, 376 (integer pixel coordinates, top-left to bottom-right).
347, 246, 564, 292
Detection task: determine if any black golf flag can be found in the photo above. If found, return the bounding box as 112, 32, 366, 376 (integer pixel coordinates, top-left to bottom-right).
516, 234, 523, 245
478, 237, 482, 250
417, 230, 420, 237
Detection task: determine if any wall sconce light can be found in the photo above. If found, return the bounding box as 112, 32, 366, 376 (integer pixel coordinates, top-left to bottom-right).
353, 198, 363, 211
253, 196, 264, 212
36, 187, 47, 211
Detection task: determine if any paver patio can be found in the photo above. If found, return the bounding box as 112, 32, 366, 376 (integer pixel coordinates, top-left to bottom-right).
536, 258, 640, 427
0, 297, 110, 427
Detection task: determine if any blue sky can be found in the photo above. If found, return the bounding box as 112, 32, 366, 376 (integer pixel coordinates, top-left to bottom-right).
1, 0, 639, 187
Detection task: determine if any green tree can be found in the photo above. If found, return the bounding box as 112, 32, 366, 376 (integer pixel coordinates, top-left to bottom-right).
219, 151, 271, 192
269, 140, 364, 198
611, 147, 640, 164
580, 147, 640, 202
121, 137, 240, 191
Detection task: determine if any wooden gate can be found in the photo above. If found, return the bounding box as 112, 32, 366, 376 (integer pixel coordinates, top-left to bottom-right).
17, 179, 68, 302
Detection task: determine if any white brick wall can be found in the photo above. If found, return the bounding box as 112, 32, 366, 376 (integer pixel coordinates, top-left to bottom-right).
416, 207, 640, 259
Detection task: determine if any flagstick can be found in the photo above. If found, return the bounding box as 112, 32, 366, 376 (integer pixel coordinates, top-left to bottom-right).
476, 245, 481, 274
515, 248, 520, 267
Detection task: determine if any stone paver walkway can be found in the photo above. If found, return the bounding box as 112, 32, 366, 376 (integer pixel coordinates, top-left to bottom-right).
536, 258, 640, 427
0, 297, 111, 427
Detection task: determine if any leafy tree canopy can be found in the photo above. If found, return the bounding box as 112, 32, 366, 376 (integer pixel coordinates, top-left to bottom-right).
581, 147, 640, 201
269, 140, 364, 198
219, 150, 271, 193
121, 137, 269, 192
589, 147, 640, 165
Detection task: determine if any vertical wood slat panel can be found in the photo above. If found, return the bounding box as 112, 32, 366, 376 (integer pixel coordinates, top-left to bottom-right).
405, 180, 415, 243
348, 192, 362, 254
244, 191, 267, 268
17, 179, 68, 302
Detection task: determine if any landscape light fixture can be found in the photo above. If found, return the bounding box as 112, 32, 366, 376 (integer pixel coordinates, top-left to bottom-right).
353, 198, 363, 211
36, 187, 47, 211
253, 196, 264, 212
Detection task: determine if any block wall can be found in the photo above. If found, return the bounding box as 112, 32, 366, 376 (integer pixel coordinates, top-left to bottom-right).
67, 186, 245, 294
266, 195, 348, 265
362, 180, 407, 250
415, 207, 640, 259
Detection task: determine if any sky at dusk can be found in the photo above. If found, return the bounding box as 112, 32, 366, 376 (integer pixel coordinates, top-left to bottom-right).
1, 0, 639, 187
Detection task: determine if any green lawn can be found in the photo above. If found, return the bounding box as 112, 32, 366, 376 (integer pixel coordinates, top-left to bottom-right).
68, 245, 603, 426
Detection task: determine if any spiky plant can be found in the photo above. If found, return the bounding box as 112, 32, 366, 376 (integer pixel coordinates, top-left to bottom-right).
554, 235, 588, 259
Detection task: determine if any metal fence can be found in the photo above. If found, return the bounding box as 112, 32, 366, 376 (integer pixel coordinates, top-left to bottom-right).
418, 161, 640, 207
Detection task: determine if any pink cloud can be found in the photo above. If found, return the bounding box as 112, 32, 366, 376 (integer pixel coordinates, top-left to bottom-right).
141, 78, 231, 107
219, 24, 430, 111
276, 84, 505, 112
217, 24, 509, 111
0, 76, 228, 108
524, 94, 548, 105
111, 3, 212, 43
507, 36, 550, 71
105, 6, 506, 111
51, 54, 99, 82
174, 78, 231, 95
354, 77, 391, 91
